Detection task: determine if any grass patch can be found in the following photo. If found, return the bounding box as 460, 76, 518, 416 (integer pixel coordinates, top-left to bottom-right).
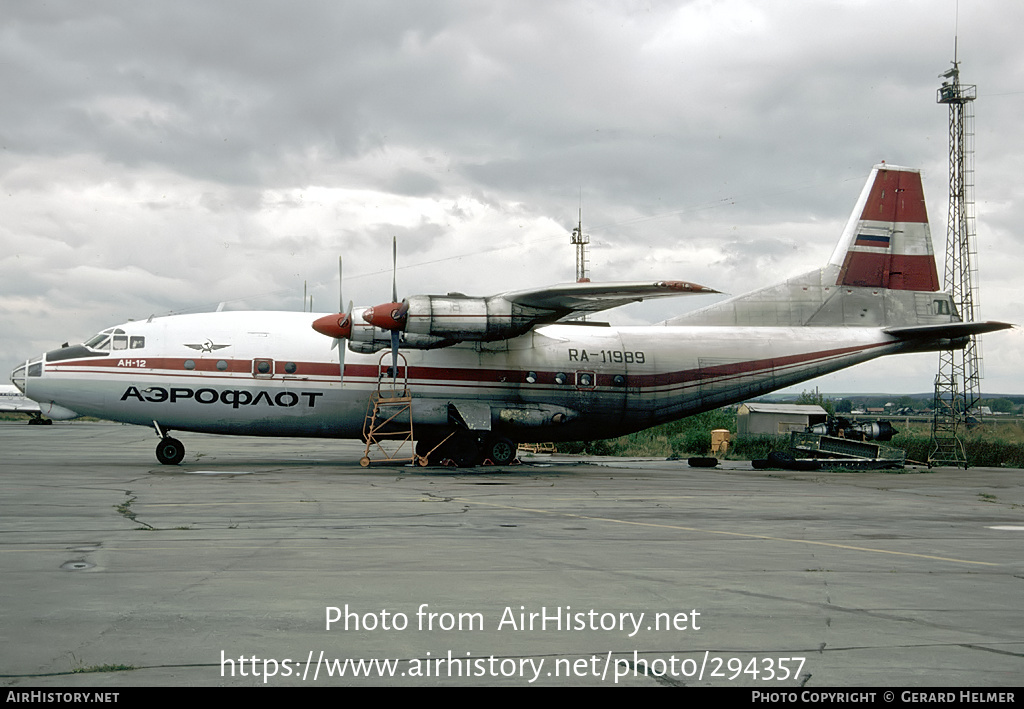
556, 409, 737, 457
893, 421, 1024, 467
555, 411, 1024, 468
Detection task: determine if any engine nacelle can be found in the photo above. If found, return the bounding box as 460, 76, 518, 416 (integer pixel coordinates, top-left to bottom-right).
346, 320, 452, 353
401, 295, 535, 341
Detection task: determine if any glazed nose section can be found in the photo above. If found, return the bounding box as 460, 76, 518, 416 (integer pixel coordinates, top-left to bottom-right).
11, 360, 30, 393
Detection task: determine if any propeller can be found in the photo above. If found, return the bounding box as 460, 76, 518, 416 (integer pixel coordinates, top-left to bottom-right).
313, 240, 410, 382
311, 256, 352, 379
361, 236, 407, 379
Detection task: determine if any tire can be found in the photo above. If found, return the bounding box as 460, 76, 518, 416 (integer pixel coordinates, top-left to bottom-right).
156, 437, 185, 466
483, 435, 517, 466
767, 450, 796, 469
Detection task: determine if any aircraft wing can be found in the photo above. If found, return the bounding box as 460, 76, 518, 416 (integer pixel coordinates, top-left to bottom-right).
335, 279, 721, 352
0, 396, 42, 414
499, 280, 719, 321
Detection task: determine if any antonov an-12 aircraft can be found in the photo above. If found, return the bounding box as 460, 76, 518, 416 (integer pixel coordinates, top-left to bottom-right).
10, 165, 1011, 466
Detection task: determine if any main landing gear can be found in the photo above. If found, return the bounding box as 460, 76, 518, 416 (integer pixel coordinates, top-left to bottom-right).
153, 421, 185, 465
415, 431, 518, 468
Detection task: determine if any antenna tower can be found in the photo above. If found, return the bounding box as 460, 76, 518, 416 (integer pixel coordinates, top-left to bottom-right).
929, 46, 981, 469
570, 208, 590, 283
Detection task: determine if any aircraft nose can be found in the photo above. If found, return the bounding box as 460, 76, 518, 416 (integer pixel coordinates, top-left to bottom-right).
11, 356, 43, 394
11, 361, 28, 393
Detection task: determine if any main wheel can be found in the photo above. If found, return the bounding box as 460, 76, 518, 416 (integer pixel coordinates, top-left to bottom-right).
482, 435, 517, 466
156, 437, 185, 466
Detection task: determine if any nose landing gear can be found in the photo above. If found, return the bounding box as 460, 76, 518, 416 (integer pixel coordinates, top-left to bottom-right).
152, 421, 185, 465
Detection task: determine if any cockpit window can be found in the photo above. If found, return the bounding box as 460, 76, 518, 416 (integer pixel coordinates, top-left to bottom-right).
84, 328, 129, 352
85, 333, 110, 350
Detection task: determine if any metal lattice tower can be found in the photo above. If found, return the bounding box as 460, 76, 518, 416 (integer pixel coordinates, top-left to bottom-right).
570, 208, 590, 284
929, 57, 981, 469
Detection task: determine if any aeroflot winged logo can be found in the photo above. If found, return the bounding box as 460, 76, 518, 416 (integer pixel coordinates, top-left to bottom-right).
183, 339, 231, 353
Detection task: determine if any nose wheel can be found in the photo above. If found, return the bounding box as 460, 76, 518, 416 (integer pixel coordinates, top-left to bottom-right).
156, 436, 185, 465
152, 421, 185, 465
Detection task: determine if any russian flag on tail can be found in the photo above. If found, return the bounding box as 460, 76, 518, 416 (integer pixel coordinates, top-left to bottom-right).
853, 233, 891, 248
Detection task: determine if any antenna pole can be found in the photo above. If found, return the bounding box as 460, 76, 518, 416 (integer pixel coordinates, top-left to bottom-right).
570, 205, 589, 284
930, 42, 980, 470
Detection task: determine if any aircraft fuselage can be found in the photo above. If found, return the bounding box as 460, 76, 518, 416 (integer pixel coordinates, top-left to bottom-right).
16, 310, 922, 445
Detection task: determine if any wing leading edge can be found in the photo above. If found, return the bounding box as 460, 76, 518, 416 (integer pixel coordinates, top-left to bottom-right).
500, 280, 719, 321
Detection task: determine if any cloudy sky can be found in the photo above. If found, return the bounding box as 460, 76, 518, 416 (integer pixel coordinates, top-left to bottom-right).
3, 0, 1023, 395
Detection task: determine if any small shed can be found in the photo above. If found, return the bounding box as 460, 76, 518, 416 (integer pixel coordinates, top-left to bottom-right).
736, 403, 828, 437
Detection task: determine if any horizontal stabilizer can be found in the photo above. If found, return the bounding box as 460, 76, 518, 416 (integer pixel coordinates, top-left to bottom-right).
884, 321, 1014, 339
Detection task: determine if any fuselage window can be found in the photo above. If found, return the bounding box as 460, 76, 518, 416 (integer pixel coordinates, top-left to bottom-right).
184, 360, 196, 370
217, 360, 228, 371
284, 362, 297, 374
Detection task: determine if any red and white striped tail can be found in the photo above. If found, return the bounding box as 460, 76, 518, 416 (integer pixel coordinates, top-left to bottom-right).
830, 165, 940, 291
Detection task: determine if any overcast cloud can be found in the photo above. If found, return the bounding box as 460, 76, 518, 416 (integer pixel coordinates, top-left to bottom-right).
3, 0, 1023, 394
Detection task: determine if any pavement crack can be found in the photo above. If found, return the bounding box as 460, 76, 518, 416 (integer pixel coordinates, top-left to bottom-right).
114, 491, 154, 530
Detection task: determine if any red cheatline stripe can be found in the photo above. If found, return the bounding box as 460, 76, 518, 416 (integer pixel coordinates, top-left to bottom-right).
47, 340, 891, 392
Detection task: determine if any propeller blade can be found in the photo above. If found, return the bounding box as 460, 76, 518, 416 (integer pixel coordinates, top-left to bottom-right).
390, 329, 400, 380
391, 236, 398, 303
341, 300, 352, 380
331, 256, 344, 350
338, 257, 345, 379
308, 256, 350, 380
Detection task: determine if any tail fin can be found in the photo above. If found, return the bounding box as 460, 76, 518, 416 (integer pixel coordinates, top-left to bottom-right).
830, 164, 940, 291
667, 164, 950, 328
